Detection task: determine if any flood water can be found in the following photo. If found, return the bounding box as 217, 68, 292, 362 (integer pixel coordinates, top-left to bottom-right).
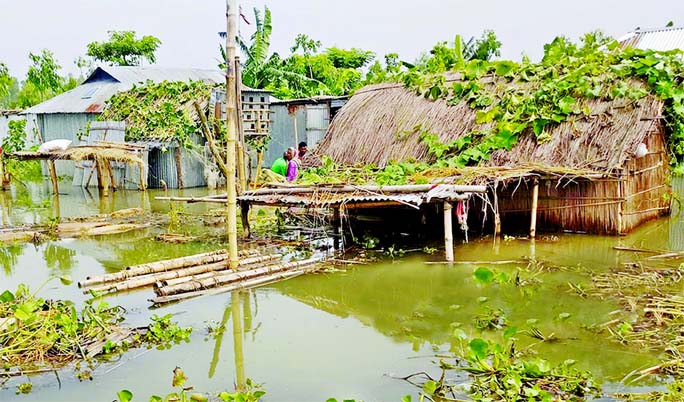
1, 179, 683, 401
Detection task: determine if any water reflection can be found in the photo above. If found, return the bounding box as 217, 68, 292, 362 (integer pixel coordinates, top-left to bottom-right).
43, 244, 75, 272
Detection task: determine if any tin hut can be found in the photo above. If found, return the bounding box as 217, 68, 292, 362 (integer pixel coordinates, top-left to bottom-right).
619, 25, 684, 51
21, 66, 226, 180
316, 81, 671, 235
265, 96, 347, 166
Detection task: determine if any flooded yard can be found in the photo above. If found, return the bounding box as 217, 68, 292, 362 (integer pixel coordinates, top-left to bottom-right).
1, 180, 684, 401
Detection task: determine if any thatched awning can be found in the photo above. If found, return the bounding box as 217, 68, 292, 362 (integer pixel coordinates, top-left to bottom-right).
317, 82, 664, 172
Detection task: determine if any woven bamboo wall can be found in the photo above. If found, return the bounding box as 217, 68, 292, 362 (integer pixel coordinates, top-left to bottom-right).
496, 120, 670, 235
621, 121, 671, 233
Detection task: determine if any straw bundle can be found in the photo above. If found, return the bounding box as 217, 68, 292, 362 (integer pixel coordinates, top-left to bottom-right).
62, 146, 143, 165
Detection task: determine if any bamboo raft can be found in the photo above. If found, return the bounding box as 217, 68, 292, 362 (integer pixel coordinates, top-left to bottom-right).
78, 248, 324, 305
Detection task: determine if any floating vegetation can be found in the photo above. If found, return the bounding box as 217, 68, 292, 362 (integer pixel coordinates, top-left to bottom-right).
115, 367, 265, 402
411, 336, 600, 402
0, 283, 191, 373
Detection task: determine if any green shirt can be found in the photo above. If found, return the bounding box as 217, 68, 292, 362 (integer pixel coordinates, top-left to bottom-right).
271, 157, 288, 176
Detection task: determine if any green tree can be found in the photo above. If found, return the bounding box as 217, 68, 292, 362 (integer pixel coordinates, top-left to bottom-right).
415, 30, 503, 74
0, 62, 17, 108
15, 50, 75, 108
87, 31, 161, 66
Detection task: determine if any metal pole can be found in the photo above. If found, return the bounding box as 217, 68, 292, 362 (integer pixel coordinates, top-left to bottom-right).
225, 0, 239, 270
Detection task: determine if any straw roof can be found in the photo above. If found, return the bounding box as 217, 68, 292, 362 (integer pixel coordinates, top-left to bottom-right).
317, 81, 665, 172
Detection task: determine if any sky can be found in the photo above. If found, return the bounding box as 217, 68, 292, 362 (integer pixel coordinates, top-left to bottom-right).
1, 0, 682, 79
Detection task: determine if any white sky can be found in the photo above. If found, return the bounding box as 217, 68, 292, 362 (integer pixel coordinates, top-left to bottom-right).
1, 0, 682, 79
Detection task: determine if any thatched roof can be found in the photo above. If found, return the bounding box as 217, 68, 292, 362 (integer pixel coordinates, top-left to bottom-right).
317, 81, 664, 172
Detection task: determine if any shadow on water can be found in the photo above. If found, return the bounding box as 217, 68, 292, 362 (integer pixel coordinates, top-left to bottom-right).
0, 178, 683, 400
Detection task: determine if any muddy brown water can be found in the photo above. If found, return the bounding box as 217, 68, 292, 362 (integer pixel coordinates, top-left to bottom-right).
1, 180, 683, 401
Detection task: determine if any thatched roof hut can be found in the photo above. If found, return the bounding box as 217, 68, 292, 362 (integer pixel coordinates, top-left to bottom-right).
319, 80, 663, 172
316, 80, 670, 235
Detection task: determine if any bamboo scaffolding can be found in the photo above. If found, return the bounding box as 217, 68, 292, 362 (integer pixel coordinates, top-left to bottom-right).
79, 249, 260, 288
150, 259, 321, 305
154, 258, 320, 297
84, 254, 282, 294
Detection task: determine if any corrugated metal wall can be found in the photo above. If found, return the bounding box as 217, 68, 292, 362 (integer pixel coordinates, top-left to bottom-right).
266, 104, 306, 166
305, 104, 329, 148
26, 113, 97, 177
147, 142, 207, 189
669, 177, 684, 251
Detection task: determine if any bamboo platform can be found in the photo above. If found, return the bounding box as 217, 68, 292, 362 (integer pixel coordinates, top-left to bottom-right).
9, 144, 147, 195
78, 248, 324, 305
156, 183, 488, 263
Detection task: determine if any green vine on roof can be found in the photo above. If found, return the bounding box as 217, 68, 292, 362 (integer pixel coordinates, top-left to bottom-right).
99, 80, 213, 149
402, 32, 684, 173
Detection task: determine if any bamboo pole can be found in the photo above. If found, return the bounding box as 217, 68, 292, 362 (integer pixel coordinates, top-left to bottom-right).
225, 0, 239, 270
156, 253, 283, 288
154, 258, 319, 296
150, 260, 321, 305
85, 254, 281, 294
530, 180, 539, 239
106, 161, 117, 192
235, 57, 247, 194
252, 150, 263, 190
47, 159, 59, 195
79, 249, 259, 287
138, 161, 147, 191
293, 117, 299, 152
444, 202, 454, 262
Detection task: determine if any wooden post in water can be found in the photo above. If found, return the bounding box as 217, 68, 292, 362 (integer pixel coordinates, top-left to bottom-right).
530, 179, 539, 239
225, 0, 239, 270
240, 202, 251, 239
444, 202, 454, 262
493, 181, 501, 237
47, 159, 59, 195
333, 206, 341, 250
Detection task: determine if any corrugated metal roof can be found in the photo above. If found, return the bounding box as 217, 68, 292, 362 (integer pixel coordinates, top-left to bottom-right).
238, 184, 473, 207
619, 26, 684, 51
87, 66, 225, 86
23, 81, 124, 114
24, 66, 231, 115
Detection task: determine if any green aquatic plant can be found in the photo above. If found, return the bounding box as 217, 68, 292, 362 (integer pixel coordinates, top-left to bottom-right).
418, 336, 600, 401
116, 368, 265, 402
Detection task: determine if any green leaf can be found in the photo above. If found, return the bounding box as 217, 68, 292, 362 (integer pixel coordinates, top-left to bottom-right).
190, 394, 208, 402
558, 96, 575, 114
469, 338, 489, 360
401, 395, 412, 402
532, 119, 549, 136
172, 367, 186, 388
117, 390, 133, 402
504, 326, 518, 340
453, 328, 468, 340
422, 380, 438, 396
59, 275, 73, 286
473, 267, 494, 284
557, 312, 571, 321
0, 290, 15, 303
149, 396, 162, 402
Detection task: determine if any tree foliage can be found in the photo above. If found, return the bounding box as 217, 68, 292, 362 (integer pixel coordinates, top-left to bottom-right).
14, 50, 77, 108
87, 31, 161, 66
0, 62, 15, 107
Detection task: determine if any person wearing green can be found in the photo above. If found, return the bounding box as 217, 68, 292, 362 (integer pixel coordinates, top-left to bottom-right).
271, 148, 293, 177
270, 154, 288, 177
